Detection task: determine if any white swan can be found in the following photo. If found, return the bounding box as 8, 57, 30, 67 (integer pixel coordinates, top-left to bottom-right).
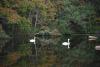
29, 37, 36, 44
62, 39, 70, 49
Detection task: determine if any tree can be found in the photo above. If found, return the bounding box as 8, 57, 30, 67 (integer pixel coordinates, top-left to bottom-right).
56, 0, 95, 34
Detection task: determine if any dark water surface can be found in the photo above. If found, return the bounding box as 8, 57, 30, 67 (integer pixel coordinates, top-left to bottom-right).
0, 34, 99, 67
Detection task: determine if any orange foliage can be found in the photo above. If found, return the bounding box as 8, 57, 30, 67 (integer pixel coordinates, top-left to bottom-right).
0, 64, 7, 67
32, 0, 57, 21
0, 7, 21, 23
7, 52, 21, 64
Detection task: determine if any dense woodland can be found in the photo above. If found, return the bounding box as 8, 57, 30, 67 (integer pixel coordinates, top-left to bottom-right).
0, 0, 100, 67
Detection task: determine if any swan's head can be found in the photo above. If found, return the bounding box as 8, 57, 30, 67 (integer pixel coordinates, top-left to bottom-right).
68, 38, 70, 41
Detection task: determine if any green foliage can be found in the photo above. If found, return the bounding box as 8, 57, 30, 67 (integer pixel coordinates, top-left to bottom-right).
16, 0, 35, 17
0, 32, 10, 48
58, 20, 72, 34
0, 32, 9, 38
57, 0, 95, 34
17, 44, 31, 56
17, 17, 33, 33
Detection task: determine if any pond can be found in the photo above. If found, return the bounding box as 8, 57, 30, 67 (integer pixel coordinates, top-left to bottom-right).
0, 34, 99, 67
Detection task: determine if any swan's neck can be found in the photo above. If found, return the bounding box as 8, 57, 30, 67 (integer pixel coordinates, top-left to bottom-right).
34, 37, 36, 40
68, 39, 70, 42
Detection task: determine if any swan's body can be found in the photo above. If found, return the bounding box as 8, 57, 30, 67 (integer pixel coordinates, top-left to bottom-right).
62, 39, 70, 49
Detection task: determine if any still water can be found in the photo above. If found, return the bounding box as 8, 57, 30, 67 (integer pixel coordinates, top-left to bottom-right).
0, 34, 99, 67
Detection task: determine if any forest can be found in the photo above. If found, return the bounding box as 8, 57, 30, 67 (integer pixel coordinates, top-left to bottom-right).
0, 0, 100, 67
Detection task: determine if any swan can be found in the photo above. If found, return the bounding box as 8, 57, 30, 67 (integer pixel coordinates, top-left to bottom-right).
62, 39, 70, 49
29, 37, 36, 44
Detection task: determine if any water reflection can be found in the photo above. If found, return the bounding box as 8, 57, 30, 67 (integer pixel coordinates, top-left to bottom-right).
32, 35, 95, 67
0, 34, 98, 67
